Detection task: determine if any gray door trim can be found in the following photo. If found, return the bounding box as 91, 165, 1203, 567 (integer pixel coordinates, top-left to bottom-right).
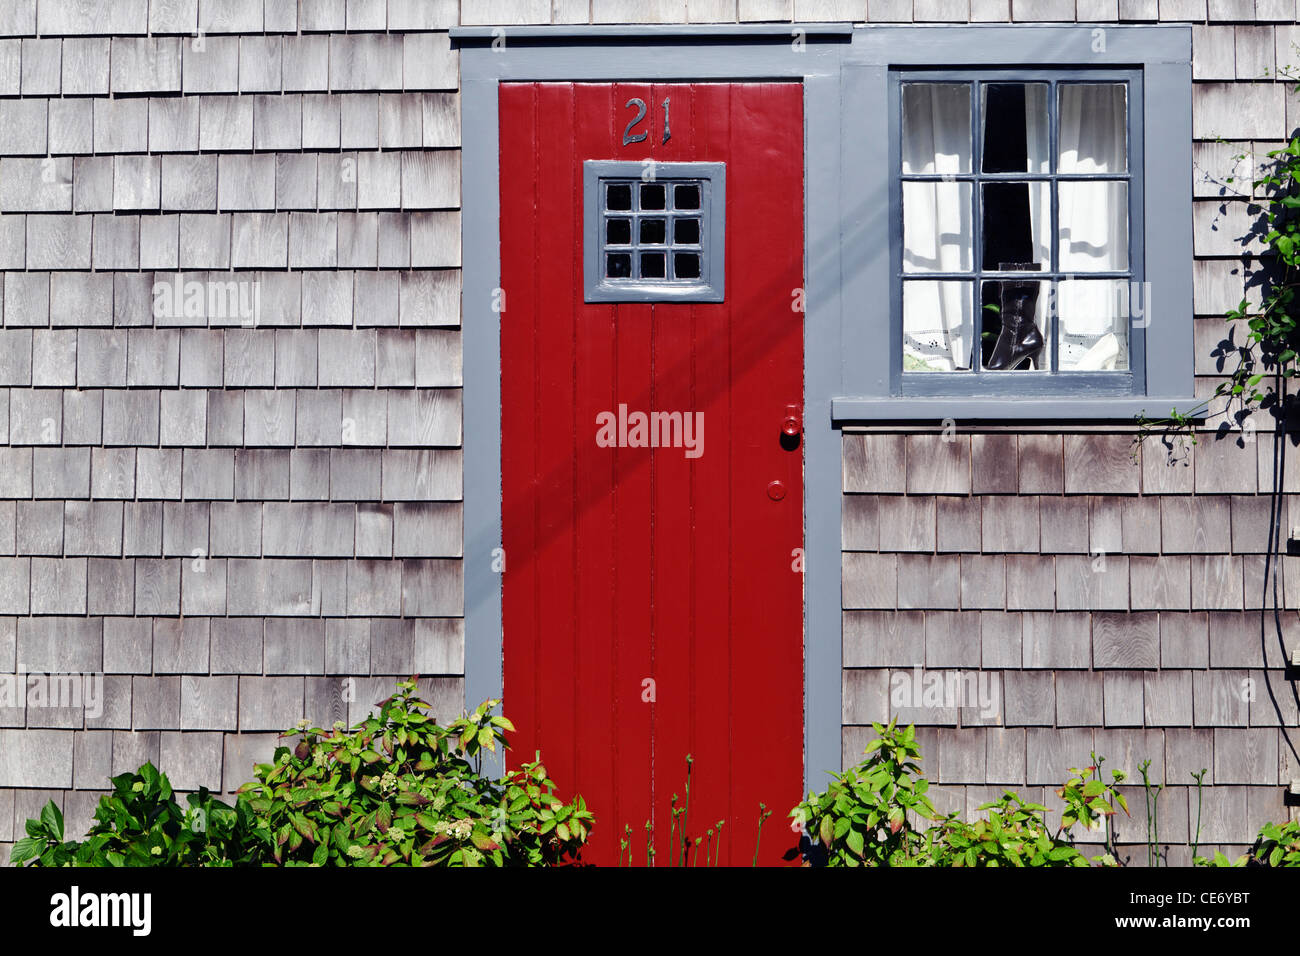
456, 30, 847, 791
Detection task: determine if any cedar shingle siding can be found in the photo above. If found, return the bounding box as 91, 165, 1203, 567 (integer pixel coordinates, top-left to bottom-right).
0, 0, 1297, 865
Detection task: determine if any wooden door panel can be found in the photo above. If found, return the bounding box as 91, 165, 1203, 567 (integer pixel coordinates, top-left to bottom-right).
500, 81, 804, 866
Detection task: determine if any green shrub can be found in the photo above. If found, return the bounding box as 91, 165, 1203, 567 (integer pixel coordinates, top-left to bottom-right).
1196, 819, 1300, 868
789, 720, 938, 866
1251, 819, 1300, 867
790, 719, 1127, 867
14, 680, 592, 868
238, 681, 592, 866
12, 762, 260, 867
926, 792, 1090, 868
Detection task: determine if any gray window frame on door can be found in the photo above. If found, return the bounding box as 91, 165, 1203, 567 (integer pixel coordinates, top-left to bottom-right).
583, 160, 726, 303
890, 68, 1145, 396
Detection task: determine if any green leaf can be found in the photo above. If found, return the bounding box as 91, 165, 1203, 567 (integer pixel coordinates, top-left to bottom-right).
9, 837, 43, 865
39, 801, 64, 841
845, 827, 865, 857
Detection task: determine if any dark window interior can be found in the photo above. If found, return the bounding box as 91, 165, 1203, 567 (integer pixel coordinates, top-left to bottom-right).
979, 86, 1035, 366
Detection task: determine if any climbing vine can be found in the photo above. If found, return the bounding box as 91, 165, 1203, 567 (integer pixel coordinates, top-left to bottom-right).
1135, 70, 1300, 452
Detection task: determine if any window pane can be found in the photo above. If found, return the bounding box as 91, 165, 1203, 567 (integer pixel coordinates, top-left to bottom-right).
980, 278, 1049, 372
606, 183, 632, 210
640, 218, 666, 244
607, 253, 631, 278
606, 218, 631, 245
903, 280, 974, 371
980, 83, 1049, 174
1058, 181, 1128, 271
640, 251, 666, 279
1057, 278, 1130, 370
1058, 83, 1127, 173
981, 181, 1050, 272
902, 83, 972, 175
640, 182, 666, 210
903, 181, 973, 273
674, 218, 700, 244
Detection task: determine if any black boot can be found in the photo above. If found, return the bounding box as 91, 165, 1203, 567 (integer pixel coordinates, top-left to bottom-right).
986, 277, 1043, 371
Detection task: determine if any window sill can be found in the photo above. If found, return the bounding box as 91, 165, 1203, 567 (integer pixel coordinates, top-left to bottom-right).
830, 396, 1202, 423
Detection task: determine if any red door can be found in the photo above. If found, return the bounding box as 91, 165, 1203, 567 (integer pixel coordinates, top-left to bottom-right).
500, 82, 804, 866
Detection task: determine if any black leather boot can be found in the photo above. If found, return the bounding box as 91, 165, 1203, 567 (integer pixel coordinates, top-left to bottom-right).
985, 276, 1043, 371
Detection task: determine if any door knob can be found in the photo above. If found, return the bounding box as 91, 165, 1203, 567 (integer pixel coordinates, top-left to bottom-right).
780, 404, 801, 448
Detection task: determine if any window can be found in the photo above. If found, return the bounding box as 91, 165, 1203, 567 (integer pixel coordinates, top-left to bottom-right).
583, 160, 725, 302
894, 71, 1143, 395
832, 27, 1193, 420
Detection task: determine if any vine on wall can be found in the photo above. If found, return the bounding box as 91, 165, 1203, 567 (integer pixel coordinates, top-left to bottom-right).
1135, 67, 1300, 451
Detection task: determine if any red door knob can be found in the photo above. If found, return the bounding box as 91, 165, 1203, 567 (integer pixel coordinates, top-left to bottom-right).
767, 480, 786, 501
781, 403, 802, 441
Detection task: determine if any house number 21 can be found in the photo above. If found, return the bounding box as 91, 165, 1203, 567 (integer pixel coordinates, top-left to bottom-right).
623, 97, 671, 146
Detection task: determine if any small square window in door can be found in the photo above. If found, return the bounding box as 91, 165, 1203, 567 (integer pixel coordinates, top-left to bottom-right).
583, 160, 725, 303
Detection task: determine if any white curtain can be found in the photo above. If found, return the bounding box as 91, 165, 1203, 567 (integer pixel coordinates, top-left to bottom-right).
1022, 85, 1052, 270
1021, 84, 1050, 173
900, 82, 1129, 373
901, 84, 972, 370
1058, 84, 1126, 174
902, 83, 970, 176
1057, 84, 1129, 369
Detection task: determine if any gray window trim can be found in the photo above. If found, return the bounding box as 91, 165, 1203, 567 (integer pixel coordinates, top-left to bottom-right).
455, 27, 848, 790
838, 24, 1197, 422
583, 160, 726, 303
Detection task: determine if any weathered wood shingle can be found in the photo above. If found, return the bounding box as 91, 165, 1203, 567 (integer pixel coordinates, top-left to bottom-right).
103, 618, 150, 675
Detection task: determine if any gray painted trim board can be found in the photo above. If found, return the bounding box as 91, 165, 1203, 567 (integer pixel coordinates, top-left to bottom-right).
461, 71, 505, 779
451, 24, 855, 40
831, 397, 1204, 422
